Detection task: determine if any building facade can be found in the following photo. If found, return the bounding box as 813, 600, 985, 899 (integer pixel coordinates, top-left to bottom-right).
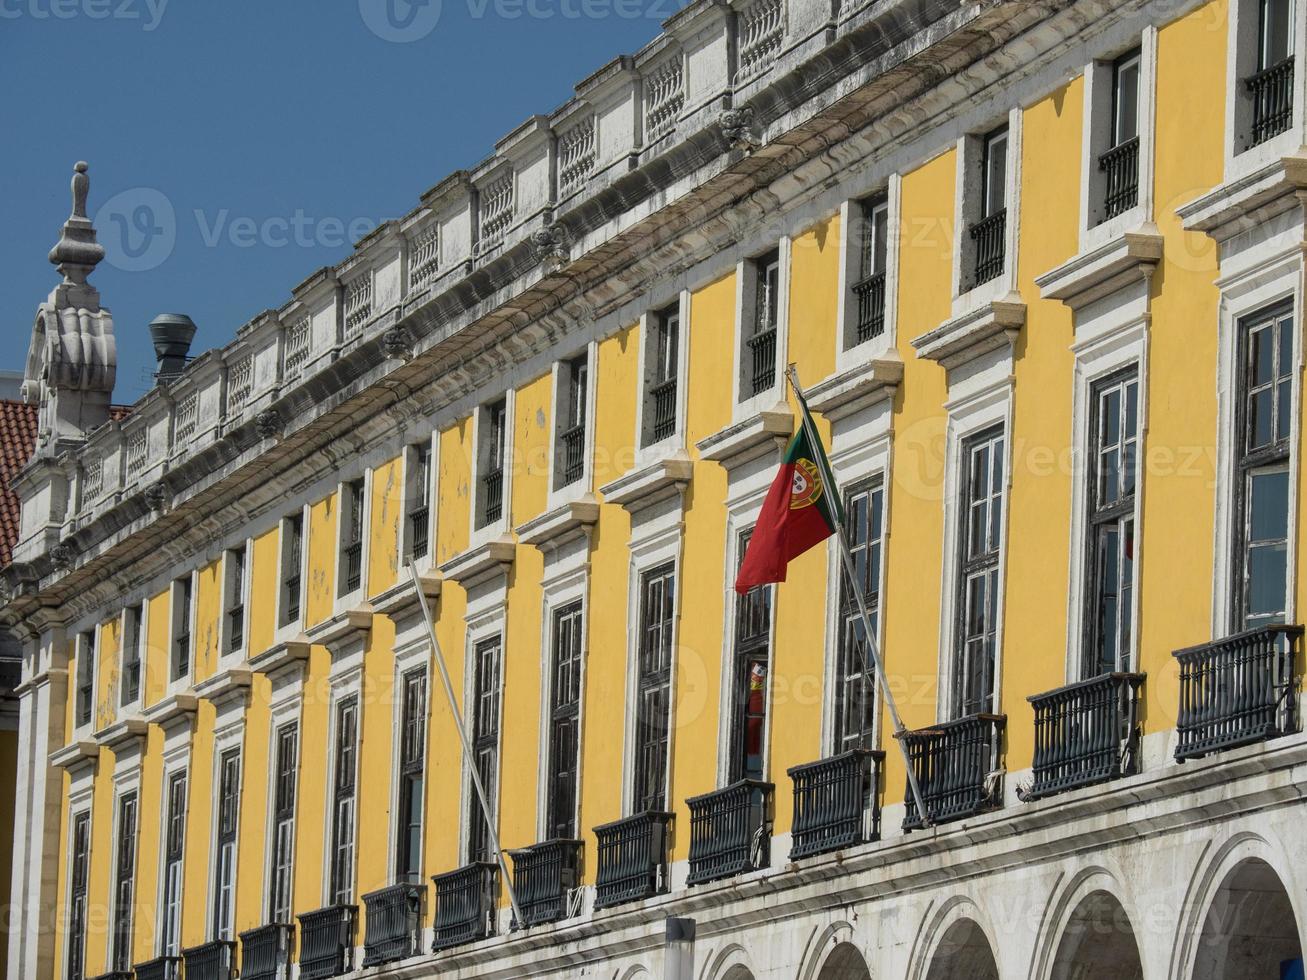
6, 0, 1307, 977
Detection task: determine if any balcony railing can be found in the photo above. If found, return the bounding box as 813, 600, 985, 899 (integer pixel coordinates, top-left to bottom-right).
296, 905, 356, 980
594, 810, 673, 910
182, 940, 236, 980
361, 882, 425, 968
175, 633, 190, 677
133, 957, 182, 980
481, 470, 504, 526
1098, 136, 1139, 221
747, 327, 777, 395
901, 714, 1006, 830
968, 209, 1006, 287
1024, 672, 1144, 801
510, 839, 582, 928
433, 862, 497, 951
238, 923, 293, 980
1247, 56, 1295, 147
686, 779, 773, 885
851, 271, 886, 344
341, 541, 363, 594
650, 377, 677, 442
788, 748, 884, 860
90, 973, 134, 980
227, 605, 244, 651
559, 424, 585, 486
1174, 625, 1302, 761
283, 575, 301, 623
408, 506, 430, 559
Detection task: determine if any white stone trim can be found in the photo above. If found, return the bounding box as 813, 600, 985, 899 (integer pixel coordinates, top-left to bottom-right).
218, 539, 252, 667
469, 390, 517, 550
633, 290, 691, 464
261, 670, 303, 924
1223, 0, 1307, 181
332, 471, 371, 615
950, 107, 1023, 317
273, 504, 311, 646
731, 238, 791, 419
835, 175, 901, 372
545, 342, 598, 511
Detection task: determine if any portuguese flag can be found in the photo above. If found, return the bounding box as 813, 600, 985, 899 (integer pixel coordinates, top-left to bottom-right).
735, 399, 842, 594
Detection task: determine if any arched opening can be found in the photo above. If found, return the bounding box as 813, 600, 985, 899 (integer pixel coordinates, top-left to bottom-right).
1192, 857, 1302, 980
924, 918, 999, 980
722, 967, 755, 980
1050, 890, 1143, 980
818, 941, 872, 980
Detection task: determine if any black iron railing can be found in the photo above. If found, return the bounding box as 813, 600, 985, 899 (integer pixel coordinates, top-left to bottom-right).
788, 748, 884, 860
432, 862, 497, 951
1174, 625, 1302, 760
238, 923, 293, 980
182, 940, 236, 980
174, 632, 190, 678
361, 882, 425, 967
89, 973, 135, 980
227, 605, 244, 651
408, 506, 430, 559
283, 575, 301, 624
686, 779, 773, 885
342, 542, 363, 594
968, 209, 1006, 286
1247, 56, 1295, 147
481, 470, 504, 526
747, 327, 776, 395
1098, 136, 1140, 221
133, 957, 182, 980
510, 839, 582, 928
650, 377, 677, 442
851, 271, 887, 344
296, 905, 356, 980
1025, 673, 1144, 801
559, 424, 585, 485
122, 655, 140, 703
901, 714, 1005, 830
594, 810, 673, 909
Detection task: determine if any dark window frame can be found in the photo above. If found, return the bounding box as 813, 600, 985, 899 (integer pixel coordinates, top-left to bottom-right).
406, 443, 433, 562
546, 601, 585, 839
161, 770, 188, 956
833, 478, 885, 753
467, 635, 502, 863
281, 513, 304, 627
555, 353, 590, 489
729, 528, 774, 783
67, 810, 91, 980
633, 563, 676, 812
121, 605, 142, 706
338, 478, 366, 597
111, 792, 138, 973
173, 576, 193, 681
212, 748, 241, 940
75, 629, 95, 728
268, 723, 298, 924
643, 303, 681, 447
225, 546, 246, 654
329, 695, 360, 903
478, 400, 508, 529
396, 672, 427, 883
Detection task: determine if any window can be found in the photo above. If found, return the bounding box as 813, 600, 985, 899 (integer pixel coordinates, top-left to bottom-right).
632, 563, 675, 812
834, 481, 884, 753
743, 250, 781, 398
121, 605, 142, 706
268, 724, 298, 924
75, 629, 94, 728
1085, 370, 1140, 676
161, 771, 187, 956
1099, 50, 1141, 222
212, 749, 241, 940
953, 427, 1006, 717
1235, 303, 1295, 630
66, 811, 90, 980
225, 547, 246, 653
730, 529, 773, 782
478, 400, 507, 529
396, 673, 426, 882
643, 304, 680, 446
555, 355, 589, 489
468, 636, 502, 863
339, 479, 365, 597
281, 513, 303, 626
1245, 0, 1296, 146
546, 602, 584, 839
329, 696, 360, 903
111, 793, 137, 973
406, 444, 432, 562
967, 127, 1008, 288
849, 195, 889, 347
173, 576, 192, 681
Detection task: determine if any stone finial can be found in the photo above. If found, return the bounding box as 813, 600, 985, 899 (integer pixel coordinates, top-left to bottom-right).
48, 162, 106, 285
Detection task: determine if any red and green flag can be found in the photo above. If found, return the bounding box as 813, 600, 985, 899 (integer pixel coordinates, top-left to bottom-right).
734, 401, 842, 594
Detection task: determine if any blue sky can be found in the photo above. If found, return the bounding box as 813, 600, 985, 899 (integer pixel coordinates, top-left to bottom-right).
0, 0, 670, 400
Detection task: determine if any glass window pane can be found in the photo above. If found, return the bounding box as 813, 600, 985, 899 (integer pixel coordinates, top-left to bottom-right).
1248, 543, 1288, 616
1250, 469, 1290, 542
1252, 388, 1275, 448
1114, 56, 1140, 144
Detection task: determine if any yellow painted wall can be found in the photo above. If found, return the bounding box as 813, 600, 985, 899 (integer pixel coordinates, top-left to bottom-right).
144, 588, 171, 708
193, 558, 222, 685
356, 618, 395, 903
369, 455, 403, 597
181, 702, 215, 949
436, 421, 472, 566
95, 615, 120, 732
292, 647, 329, 919
249, 527, 280, 655
235, 675, 270, 939
306, 493, 338, 628
512, 373, 553, 522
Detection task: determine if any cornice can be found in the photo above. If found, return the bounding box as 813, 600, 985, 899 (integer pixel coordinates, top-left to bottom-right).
911, 296, 1026, 372
515, 497, 600, 549
1035, 225, 1163, 310
49, 739, 99, 773
439, 536, 517, 589
696, 405, 794, 469
305, 606, 374, 654
93, 715, 149, 753
1177, 151, 1307, 243
249, 637, 311, 677
806, 354, 904, 423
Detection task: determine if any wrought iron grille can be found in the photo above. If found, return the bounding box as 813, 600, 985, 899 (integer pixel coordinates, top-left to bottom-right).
182, 940, 236, 980
1025, 672, 1144, 800
133, 957, 182, 980
89, 973, 134, 980
851, 271, 886, 344
481, 470, 504, 526
342, 542, 362, 593
510, 839, 583, 928
1098, 136, 1140, 221
747, 327, 776, 395
901, 714, 1005, 830
788, 748, 884, 860
408, 505, 429, 559
968, 209, 1006, 286
1247, 56, 1294, 147
1174, 625, 1302, 760
432, 863, 498, 951
559, 424, 585, 486
227, 604, 244, 651
238, 923, 293, 980
594, 811, 673, 909
295, 905, 356, 980
686, 779, 773, 885
361, 882, 425, 967
650, 377, 677, 442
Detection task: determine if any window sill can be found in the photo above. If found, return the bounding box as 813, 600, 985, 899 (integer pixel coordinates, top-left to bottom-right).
806, 353, 903, 423
599, 452, 693, 514
696, 403, 793, 470
911, 295, 1025, 373
373, 572, 443, 624
142, 690, 199, 732
248, 637, 311, 678
49, 738, 99, 773
1178, 149, 1307, 243
305, 605, 373, 655
1035, 225, 1163, 311
516, 495, 599, 550
192, 667, 253, 710
438, 534, 516, 590
93, 715, 149, 754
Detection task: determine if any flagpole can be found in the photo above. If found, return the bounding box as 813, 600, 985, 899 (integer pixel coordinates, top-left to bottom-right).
408, 562, 525, 925
784, 367, 932, 830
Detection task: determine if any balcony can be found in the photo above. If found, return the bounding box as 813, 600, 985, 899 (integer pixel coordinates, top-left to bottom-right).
89, 973, 134, 980
1174, 625, 1302, 761
283, 575, 301, 624
787, 748, 884, 860
686, 779, 773, 886
510, 839, 582, 928
296, 905, 356, 980
1247, 56, 1294, 147
594, 810, 673, 910
747, 327, 777, 395
968, 209, 1006, 287
432, 862, 497, 951
238, 923, 293, 980
408, 506, 430, 559
559, 424, 586, 486
341, 541, 363, 594
227, 604, 244, 652
481, 470, 504, 526
361, 882, 425, 967
901, 714, 1006, 830
133, 957, 182, 980
182, 940, 236, 980
1024, 673, 1144, 801
650, 378, 678, 442
1098, 136, 1139, 221
851, 271, 887, 344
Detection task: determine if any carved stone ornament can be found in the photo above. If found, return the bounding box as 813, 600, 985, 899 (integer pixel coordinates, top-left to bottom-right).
720, 106, 760, 151
51, 542, 76, 570
255, 409, 281, 440
383, 325, 414, 361
531, 221, 572, 267
143, 483, 168, 511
